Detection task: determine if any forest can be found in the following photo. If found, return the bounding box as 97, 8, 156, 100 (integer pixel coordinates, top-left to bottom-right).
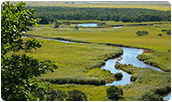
26, 6, 171, 24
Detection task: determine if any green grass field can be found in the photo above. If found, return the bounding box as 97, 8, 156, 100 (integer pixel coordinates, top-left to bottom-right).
3, 1, 171, 100
9, 38, 123, 84
15, 20, 170, 100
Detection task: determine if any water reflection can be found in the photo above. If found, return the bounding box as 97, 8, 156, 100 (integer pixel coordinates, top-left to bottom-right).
77, 23, 98, 27
120, 47, 163, 72
102, 47, 163, 86
102, 59, 131, 86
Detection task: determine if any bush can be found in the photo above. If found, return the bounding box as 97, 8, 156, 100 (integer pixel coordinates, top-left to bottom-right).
74, 25, 79, 30
136, 31, 149, 36
114, 72, 123, 80
158, 33, 162, 36
106, 86, 123, 99
54, 21, 60, 28
139, 92, 163, 101
45, 89, 87, 101
66, 90, 87, 101
166, 30, 171, 35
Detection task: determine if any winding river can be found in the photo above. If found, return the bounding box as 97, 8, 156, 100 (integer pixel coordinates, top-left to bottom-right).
22, 36, 170, 100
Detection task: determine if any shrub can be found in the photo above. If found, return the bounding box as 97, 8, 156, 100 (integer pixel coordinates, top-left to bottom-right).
74, 25, 79, 30
139, 92, 163, 101
158, 33, 162, 36
54, 21, 60, 28
136, 31, 149, 36
161, 29, 167, 32
45, 89, 87, 101
66, 90, 87, 101
106, 86, 123, 99
114, 72, 123, 80
166, 30, 171, 35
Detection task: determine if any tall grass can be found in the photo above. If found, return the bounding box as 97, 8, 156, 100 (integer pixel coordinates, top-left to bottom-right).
10, 38, 123, 85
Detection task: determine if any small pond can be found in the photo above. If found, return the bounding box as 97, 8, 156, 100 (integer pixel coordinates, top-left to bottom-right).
77, 23, 98, 27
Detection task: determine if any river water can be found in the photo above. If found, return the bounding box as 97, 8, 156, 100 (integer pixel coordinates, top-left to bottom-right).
77, 23, 98, 27
101, 47, 163, 86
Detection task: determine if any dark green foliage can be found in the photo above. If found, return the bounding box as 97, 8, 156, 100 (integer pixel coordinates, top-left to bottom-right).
26, 6, 171, 22
56, 89, 67, 101
46, 89, 87, 102
114, 72, 123, 80
31, 91, 45, 101
62, 21, 70, 25
41, 77, 105, 86
139, 92, 163, 101
46, 89, 58, 101
75, 25, 79, 30
54, 21, 60, 28
1, 2, 59, 100
166, 30, 171, 35
136, 31, 149, 36
38, 16, 49, 24
106, 86, 123, 99
161, 29, 167, 32
158, 33, 162, 36
66, 90, 87, 101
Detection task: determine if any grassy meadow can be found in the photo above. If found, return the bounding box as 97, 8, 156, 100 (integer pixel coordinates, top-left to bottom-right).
13, 20, 170, 100
28, 21, 171, 72
9, 38, 123, 84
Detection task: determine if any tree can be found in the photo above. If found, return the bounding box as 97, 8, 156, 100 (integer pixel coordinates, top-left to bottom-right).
166, 30, 171, 35
38, 16, 49, 24
106, 86, 123, 99
74, 25, 79, 30
114, 72, 123, 80
54, 21, 60, 28
136, 31, 149, 36
1, 2, 58, 101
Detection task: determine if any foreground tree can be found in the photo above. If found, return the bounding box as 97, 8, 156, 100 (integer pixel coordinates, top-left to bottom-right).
1, 2, 58, 100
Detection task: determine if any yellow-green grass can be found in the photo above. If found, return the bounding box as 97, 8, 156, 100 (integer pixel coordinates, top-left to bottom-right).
23, 1, 171, 11
8, 38, 122, 83
27, 21, 171, 71
52, 4, 171, 11
29, 21, 171, 52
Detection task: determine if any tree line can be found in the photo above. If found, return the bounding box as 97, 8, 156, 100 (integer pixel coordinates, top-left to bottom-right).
26, 6, 171, 24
